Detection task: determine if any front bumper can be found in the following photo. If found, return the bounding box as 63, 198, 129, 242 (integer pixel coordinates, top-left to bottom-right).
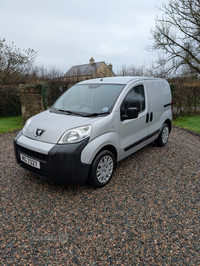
14, 131, 91, 185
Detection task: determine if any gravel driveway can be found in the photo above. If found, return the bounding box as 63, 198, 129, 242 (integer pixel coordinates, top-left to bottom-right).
1, 126, 200, 265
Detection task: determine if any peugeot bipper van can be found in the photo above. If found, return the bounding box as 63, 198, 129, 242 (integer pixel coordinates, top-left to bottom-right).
14, 77, 172, 187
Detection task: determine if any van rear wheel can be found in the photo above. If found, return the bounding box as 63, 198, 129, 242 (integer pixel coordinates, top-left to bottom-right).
155, 123, 169, 147
89, 150, 115, 188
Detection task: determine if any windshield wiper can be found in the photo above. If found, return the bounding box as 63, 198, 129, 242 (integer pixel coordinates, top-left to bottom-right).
58, 109, 110, 117
83, 112, 110, 117
58, 110, 84, 116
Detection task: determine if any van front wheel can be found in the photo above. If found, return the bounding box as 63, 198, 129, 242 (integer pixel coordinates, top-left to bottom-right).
89, 150, 115, 188
155, 123, 169, 147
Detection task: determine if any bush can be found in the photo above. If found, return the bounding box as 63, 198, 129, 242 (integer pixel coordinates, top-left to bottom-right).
0, 86, 21, 117
169, 78, 200, 114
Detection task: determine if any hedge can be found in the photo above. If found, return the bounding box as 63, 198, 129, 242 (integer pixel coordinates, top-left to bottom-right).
0, 86, 21, 117
2, 80, 199, 118
171, 83, 200, 114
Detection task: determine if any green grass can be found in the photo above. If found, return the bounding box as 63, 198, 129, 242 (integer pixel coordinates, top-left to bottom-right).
173, 115, 200, 133
0, 115, 23, 134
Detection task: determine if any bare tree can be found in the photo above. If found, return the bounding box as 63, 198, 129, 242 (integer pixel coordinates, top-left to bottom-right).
27, 64, 65, 84
0, 39, 37, 85
149, 0, 200, 75
117, 63, 170, 78
118, 64, 150, 76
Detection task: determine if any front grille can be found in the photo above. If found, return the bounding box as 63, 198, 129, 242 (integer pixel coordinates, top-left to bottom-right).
16, 144, 48, 178
18, 145, 47, 161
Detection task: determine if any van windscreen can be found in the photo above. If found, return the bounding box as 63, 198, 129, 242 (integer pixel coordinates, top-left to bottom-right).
52, 84, 125, 116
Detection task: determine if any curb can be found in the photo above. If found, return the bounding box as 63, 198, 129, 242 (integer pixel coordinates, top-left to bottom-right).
172, 125, 200, 138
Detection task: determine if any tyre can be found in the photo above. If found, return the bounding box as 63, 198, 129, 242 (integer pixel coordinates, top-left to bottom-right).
155, 123, 169, 147
89, 150, 115, 188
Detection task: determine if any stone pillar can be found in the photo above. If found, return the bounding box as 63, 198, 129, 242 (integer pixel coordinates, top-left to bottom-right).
19, 84, 45, 124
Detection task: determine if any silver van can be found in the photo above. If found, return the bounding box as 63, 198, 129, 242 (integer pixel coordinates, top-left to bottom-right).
14, 76, 172, 187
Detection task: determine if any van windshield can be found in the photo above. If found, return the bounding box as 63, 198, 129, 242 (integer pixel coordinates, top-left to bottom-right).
52, 83, 125, 116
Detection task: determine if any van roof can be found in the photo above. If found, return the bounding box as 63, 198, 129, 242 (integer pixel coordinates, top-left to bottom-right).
78, 76, 160, 85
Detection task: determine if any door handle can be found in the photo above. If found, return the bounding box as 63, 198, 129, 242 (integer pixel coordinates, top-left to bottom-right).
146, 113, 149, 123
150, 112, 153, 122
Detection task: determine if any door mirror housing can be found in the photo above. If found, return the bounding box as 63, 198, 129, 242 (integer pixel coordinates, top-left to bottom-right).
122, 107, 139, 121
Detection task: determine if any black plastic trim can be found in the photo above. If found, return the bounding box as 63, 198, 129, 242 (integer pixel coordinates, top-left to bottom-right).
164, 103, 172, 108
124, 129, 160, 152
47, 138, 90, 185
14, 134, 91, 185
13, 130, 23, 163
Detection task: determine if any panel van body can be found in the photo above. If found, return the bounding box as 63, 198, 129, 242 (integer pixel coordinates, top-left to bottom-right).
14, 76, 172, 187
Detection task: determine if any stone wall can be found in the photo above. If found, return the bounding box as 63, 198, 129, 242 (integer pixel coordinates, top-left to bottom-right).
19, 84, 45, 124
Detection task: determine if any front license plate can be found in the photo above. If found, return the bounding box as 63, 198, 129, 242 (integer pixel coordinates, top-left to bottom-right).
20, 153, 40, 169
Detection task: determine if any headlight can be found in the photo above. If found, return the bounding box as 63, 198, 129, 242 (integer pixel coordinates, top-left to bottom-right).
58, 125, 92, 144
22, 117, 32, 134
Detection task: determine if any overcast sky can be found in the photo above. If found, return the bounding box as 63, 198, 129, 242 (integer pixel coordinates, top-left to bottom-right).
0, 0, 167, 74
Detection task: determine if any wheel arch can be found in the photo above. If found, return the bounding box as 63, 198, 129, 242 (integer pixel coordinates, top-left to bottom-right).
95, 145, 118, 163
164, 118, 172, 133
81, 132, 120, 164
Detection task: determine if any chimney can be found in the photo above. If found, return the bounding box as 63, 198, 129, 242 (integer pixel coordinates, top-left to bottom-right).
108, 63, 113, 71
90, 57, 95, 64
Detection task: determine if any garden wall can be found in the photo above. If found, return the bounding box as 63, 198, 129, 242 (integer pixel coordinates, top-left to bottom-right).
19, 84, 48, 124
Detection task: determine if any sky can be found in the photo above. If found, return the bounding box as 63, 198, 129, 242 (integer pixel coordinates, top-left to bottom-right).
0, 0, 167, 75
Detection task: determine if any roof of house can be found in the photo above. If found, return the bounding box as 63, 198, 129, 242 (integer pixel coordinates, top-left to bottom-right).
64, 61, 104, 77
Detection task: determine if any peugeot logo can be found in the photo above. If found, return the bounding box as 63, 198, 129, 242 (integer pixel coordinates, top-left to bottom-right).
35, 129, 45, 137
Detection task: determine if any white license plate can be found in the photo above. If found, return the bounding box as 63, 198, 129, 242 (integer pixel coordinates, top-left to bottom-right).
20, 153, 40, 169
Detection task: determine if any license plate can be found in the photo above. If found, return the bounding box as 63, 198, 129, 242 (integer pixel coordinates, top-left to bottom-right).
20, 153, 40, 169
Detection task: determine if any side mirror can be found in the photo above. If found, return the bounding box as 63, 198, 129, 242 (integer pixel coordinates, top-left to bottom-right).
122, 107, 139, 121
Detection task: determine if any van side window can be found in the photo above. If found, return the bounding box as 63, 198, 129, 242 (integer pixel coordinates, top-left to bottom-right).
121, 85, 145, 116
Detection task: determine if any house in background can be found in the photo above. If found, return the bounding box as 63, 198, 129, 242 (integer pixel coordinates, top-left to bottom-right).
63, 57, 115, 83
